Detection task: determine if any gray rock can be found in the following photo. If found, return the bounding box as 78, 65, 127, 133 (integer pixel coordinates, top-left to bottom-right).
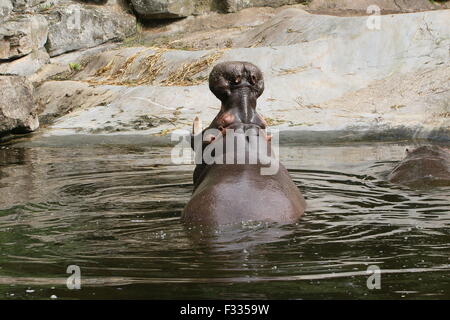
77, 0, 108, 4
0, 75, 39, 135
0, 48, 49, 75
130, 0, 195, 19
0, 0, 12, 21
28, 43, 119, 84
130, 0, 306, 17
223, 0, 305, 13
44, 3, 136, 57
307, 0, 450, 14
38, 9, 450, 139
35, 80, 122, 125
10, 0, 47, 12
0, 14, 48, 60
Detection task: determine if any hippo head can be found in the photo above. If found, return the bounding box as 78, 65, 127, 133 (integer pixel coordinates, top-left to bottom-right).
208, 61, 267, 132
191, 62, 274, 185
209, 61, 264, 103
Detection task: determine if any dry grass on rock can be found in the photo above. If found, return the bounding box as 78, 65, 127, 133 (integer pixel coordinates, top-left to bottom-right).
161, 50, 224, 86
89, 48, 167, 86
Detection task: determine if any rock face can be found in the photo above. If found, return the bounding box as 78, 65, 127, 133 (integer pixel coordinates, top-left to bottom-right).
224, 0, 305, 13
10, 0, 47, 12
1, 1, 448, 142
44, 3, 136, 57
0, 75, 39, 135
40, 9, 449, 140
0, 48, 49, 75
388, 146, 450, 188
0, 0, 12, 21
308, 0, 450, 14
130, 0, 195, 19
0, 14, 49, 75
35, 80, 122, 125
130, 0, 307, 18
128, 0, 450, 18
0, 14, 48, 60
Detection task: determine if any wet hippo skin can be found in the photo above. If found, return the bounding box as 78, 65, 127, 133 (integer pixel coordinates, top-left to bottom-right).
388, 145, 450, 188
182, 61, 306, 226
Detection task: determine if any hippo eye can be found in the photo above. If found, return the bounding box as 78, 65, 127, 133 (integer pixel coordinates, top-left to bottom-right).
233, 76, 241, 84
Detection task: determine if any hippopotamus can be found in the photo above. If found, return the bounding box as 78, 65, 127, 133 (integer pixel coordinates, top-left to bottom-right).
182, 61, 306, 226
388, 145, 450, 188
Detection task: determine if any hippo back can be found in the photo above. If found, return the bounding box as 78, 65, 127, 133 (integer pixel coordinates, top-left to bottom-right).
388, 146, 450, 188
182, 163, 306, 226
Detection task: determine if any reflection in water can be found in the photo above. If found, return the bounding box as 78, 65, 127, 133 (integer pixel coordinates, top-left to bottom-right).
0, 140, 449, 299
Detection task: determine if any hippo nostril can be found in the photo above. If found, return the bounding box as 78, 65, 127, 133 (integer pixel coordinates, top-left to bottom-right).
250, 75, 256, 85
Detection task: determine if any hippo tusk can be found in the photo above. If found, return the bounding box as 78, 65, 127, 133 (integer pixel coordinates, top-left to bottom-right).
193, 116, 202, 135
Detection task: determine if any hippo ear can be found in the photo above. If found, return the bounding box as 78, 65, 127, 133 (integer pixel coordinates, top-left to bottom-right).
256, 78, 264, 98
209, 75, 231, 101
209, 65, 231, 101
246, 62, 264, 97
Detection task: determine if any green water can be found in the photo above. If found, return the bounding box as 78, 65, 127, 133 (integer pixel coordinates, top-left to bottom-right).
0, 138, 449, 299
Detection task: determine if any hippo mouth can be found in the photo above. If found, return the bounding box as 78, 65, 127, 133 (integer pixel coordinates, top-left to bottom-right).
229, 81, 259, 93
193, 60, 270, 146
219, 122, 264, 132
207, 122, 271, 145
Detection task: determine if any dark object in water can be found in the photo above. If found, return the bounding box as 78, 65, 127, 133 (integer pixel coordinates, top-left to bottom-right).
182, 61, 306, 226
388, 145, 450, 188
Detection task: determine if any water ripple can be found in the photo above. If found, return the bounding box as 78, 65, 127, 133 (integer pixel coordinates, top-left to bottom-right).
0, 142, 449, 299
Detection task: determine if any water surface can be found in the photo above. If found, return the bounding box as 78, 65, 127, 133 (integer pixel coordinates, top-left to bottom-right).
0, 137, 449, 299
